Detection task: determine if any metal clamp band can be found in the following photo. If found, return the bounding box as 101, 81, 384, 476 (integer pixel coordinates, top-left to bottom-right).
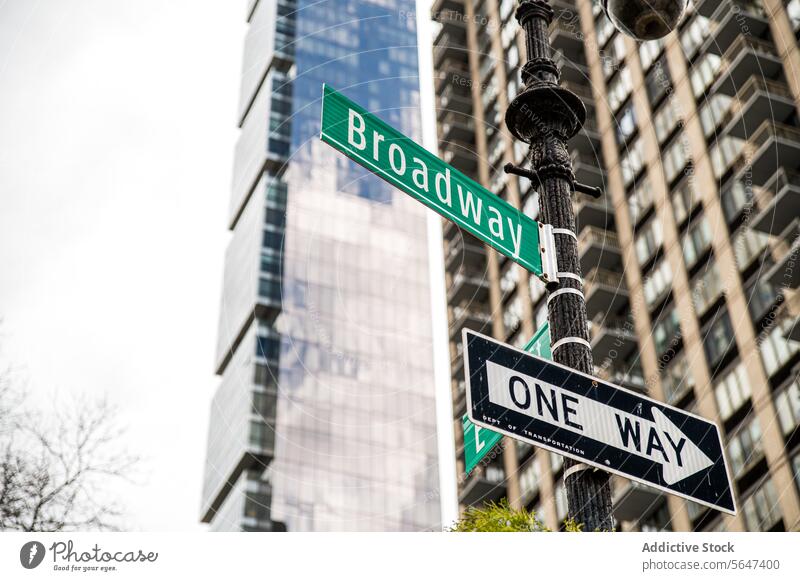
552, 227, 577, 241
547, 287, 584, 304
564, 463, 592, 479
557, 272, 582, 284
551, 336, 592, 351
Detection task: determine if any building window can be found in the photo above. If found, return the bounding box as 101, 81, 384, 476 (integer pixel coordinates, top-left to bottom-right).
760, 318, 800, 377
503, 296, 523, 336
645, 56, 672, 104
789, 0, 800, 31
615, 102, 637, 145
640, 500, 672, 532
728, 417, 764, 478
602, 33, 626, 78
671, 179, 700, 225
607, 68, 633, 112
252, 390, 278, 420
662, 135, 690, 183
620, 137, 645, 186
714, 362, 752, 421
747, 277, 779, 322
682, 217, 713, 269
660, 352, 695, 403
654, 101, 681, 144
703, 311, 735, 367
680, 15, 711, 59
691, 53, 722, 98
595, 12, 615, 47
500, 261, 519, 296
635, 217, 663, 266
639, 37, 664, 71
518, 457, 542, 505
742, 479, 782, 531
643, 259, 672, 308
720, 178, 753, 224
699, 94, 732, 138
774, 378, 800, 436
732, 227, 769, 271
653, 307, 682, 357
692, 261, 725, 316
710, 136, 744, 179
628, 176, 654, 223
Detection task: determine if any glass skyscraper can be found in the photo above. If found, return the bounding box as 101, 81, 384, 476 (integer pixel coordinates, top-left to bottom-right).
201, 0, 441, 531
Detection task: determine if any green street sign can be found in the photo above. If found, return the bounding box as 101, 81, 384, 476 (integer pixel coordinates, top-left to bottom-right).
523, 321, 551, 359
463, 414, 504, 475
320, 84, 557, 282
463, 323, 552, 474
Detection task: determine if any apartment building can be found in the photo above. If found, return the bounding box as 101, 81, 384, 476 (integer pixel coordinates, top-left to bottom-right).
432, 0, 800, 531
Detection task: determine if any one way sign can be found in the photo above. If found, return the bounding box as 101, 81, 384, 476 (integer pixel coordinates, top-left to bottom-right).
464, 330, 736, 515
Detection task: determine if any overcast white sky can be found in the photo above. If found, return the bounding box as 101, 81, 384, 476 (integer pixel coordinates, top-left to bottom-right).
0, 0, 455, 531
0, 0, 248, 530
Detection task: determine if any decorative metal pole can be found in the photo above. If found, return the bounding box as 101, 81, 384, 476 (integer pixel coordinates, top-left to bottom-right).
505, 0, 614, 531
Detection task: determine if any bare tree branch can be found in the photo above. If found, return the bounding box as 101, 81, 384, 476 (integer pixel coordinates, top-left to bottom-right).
0, 363, 139, 532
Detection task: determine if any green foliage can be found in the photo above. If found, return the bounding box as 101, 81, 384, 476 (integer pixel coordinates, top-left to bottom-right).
448, 499, 583, 532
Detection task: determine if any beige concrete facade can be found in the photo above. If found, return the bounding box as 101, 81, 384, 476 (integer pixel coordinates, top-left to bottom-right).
433, 0, 800, 531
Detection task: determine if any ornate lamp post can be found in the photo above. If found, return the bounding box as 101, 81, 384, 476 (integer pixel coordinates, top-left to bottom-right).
503, 0, 687, 531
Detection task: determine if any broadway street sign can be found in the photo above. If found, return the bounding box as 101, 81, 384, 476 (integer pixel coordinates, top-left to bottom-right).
463, 329, 736, 514
320, 84, 558, 282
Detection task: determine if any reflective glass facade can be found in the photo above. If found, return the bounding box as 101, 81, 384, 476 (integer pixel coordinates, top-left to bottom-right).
202, 0, 440, 531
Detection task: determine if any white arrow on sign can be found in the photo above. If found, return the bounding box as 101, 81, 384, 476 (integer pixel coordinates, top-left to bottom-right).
486, 361, 714, 484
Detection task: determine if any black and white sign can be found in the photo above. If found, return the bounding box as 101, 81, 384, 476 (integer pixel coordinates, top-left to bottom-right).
464, 330, 736, 515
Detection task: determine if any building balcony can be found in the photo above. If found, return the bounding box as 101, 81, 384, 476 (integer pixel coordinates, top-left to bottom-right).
438, 110, 475, 144
703, 0, 769, 57
752, 169, 800, 236
693, 0, 717, 17
732, 121, 800, 186
445, 235, 486, 272
449, 304, 492, 341
590, 314, 638, 362
561, 80, 594, 105
782, 290, 800, 342
432, 2, 466, 37
721, 77, 796, 139
599, 365, 647, 393
583, 267, 629, 320
440, 138, 478, 175
578, 225, 622, 272
437, 83, 472, 117
434, 59, 471, 94
571, 150, 605, 190
613, 481, 664, 522
765, 218, 800, 291
712, 36, 782, 96
549, 7, 584, 64
554, 51, 589, 84
447, 271, 490, 305
575, 195, 614, 232
570, 120, 601, 157
459, 465, 507, 507
433, 32, 469, 67
431, 0, 464, 17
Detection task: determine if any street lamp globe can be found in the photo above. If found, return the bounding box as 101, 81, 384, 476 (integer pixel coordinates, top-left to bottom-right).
603, 0, 688, 40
